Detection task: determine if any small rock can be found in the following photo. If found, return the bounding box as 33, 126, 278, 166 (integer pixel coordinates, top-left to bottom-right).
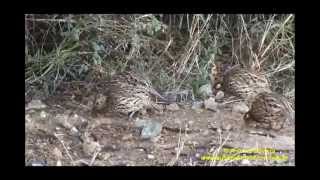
199, 83, 213, 99
121, 134, 133, 141
215, 91, 224, 100
26, 99, 47, 110
138, 148, 145, 152
241, 159, 251, 165
56, 160, 62, 166
68, 112, 86, 127
147, 154, 155, 159
102, 152, 111, 160
221, 122, 233, 131
140, 121, 163, 139
204, 97, 218, 111
83, 140, 101, 156
166, 103, 180, 111
40, 111, 48, 119
191, 101, 204, 110
71, 126, 79, 134
25, 114, 32, 122
232, 102, 250, 114
215, 83, 222, 89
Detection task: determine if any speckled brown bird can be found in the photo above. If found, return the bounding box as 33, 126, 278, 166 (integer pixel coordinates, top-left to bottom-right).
106, 71, 165, 118
244, 92, 292, 131
223, 66, 271, 102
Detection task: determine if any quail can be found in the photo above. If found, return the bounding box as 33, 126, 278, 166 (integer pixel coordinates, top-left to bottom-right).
223, 65, 271, 102
244, 92, 292, 131
106, 71, 166, 119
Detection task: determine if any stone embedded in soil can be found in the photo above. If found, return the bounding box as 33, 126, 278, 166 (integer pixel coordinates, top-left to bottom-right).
215, 83, 222, 89
232, 102, 250, 114
102, 152, 111, 160
71, 126, 79, 134
56, 160, 62, 166
215, 91, 224, 100
166, 103, 180, 111
147, 154, 155, 159
82, 140, 101, 156
199, 83, 213, 99
241, 159, 251, 165
121, 134, 133, 141
40, 111, 48, 118
204, 97, 218, 111
191, 101, 204, 110
140, 120, 163, 139
221, 121, 234, 131
26, 99, 47, 110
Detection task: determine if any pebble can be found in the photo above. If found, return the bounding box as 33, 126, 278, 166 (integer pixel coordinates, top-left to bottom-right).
191, 101, 204, 110
56, 160, 62, 166
140, 120, 163, 139
241, 159, 251, 165
147, 154, 155, 159
215, 83, 222, 89
215, 91, 224, 100
166, 103, 180, 111
82, 141, 101, 156
232, 102, 250, 114
204, 97, 218, 111
40, 111, 48, 119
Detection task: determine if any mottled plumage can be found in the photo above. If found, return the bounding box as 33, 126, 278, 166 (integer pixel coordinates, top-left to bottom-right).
223, 66, 271, 102
107, 71, 164, 117
245, 92, 292, 130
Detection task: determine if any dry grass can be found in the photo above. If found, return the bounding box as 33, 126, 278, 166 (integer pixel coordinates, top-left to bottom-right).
25, 14, 295, 102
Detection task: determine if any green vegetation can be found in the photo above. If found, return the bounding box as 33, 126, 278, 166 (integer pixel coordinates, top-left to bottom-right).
25, 14, 295, 102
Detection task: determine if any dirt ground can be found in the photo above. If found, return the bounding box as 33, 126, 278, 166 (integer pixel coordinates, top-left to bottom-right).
25, 92, 295, 166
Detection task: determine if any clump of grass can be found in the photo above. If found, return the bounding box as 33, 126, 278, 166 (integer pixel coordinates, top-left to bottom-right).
25, 14, 295, 103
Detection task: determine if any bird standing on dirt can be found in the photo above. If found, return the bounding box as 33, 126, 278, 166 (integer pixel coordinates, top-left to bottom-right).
244, 92, 292, 131
107, 71, 166, 119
